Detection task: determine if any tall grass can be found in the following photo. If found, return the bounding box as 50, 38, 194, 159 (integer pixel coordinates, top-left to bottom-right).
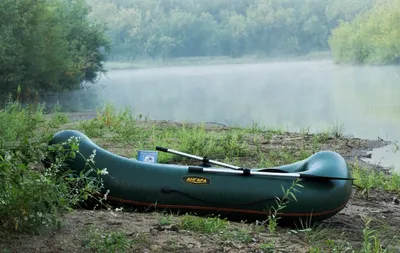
78, 103, 253, 163
351, 161, 400, 199
308, 216, 398, 253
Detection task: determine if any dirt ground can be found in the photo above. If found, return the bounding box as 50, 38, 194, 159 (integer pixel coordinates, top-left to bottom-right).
1, 118, 399, 253
2, 189, 399, 253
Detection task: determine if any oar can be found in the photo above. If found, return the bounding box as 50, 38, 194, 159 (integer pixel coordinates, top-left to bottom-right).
156, 146, 241, 170
155, 146, 354, 181
187, 167, 355, 181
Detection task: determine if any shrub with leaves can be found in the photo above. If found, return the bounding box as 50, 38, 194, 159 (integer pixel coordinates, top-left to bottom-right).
329, 0, 400, 65
0, 101, 107, 235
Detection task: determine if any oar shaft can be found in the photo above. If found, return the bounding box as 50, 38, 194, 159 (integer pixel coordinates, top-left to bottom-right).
187, 167, 354, 181
205, 158, 241, 170
189, 166, 299, 177
157, 147, 203, 161
156, 146, 242, 170
156, 147, 355, 181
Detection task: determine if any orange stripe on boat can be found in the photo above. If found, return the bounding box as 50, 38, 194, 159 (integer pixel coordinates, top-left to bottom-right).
98, 194, 348, 217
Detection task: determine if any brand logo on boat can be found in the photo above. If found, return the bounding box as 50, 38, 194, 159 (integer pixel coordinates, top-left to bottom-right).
182, 176, 211, 185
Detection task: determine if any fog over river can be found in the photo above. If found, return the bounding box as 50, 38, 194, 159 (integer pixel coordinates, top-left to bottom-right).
96, 60, 400, 170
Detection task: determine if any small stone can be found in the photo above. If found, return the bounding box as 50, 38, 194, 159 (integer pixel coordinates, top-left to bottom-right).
223, 247, 231, 252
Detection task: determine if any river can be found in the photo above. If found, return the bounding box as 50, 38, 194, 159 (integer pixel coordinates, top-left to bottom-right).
96, 60, 400, 170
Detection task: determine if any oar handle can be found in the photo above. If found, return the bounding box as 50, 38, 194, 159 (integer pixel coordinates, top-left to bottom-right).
155, 146, 168, 152
155, 146, 242, 170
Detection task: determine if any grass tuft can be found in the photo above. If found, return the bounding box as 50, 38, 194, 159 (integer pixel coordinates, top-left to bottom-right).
83, 228, 134, 253
178, 214, 229, 234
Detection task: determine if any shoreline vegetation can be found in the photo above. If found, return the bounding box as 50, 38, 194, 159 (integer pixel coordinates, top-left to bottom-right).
1, 102, 399, 252
103, 52, 334, 71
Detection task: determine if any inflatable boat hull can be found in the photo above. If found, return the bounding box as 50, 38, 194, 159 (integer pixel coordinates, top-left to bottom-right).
48, 130, 352, 223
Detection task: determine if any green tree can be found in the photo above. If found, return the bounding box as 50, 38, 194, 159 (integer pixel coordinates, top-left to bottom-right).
329, 0, 400, 64
0, 0, 110, 101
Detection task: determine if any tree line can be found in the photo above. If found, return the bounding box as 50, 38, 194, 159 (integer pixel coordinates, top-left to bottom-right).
86, 0, 375, 61
1, 0, 398, 100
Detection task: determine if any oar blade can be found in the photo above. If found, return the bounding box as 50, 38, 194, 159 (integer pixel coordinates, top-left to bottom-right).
298, 173, 355, 181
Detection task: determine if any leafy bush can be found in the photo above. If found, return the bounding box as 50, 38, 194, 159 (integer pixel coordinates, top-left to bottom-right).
329, 0, 400, 65
0, 101, 107, 235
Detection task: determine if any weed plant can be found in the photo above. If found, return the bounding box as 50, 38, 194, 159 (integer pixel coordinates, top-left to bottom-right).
0, 100, 107, 235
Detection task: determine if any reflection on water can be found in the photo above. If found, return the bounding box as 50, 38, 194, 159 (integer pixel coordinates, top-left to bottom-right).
97, 60, 400, 170
362, 144, 400, 170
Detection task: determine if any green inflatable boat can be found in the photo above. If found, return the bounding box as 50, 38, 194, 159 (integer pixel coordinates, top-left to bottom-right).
48, 130, 353, 223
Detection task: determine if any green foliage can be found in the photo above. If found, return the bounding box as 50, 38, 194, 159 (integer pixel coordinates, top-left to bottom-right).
0, 0, 110, 101
176, 124, 250, 161
178, 214, 229, 234
266, 178, 304, 233
0, 101, 106, 235
308, 216, 398, 253
78, 104, 253, 163
158, 212, 173, 226
83, 228, 134, 253
351, 161, 400, 200
79, 103, 137, 140
76, 103, 329, 169
229, 227, 253, 243
0, 101, 45, 145
259, 242, 276, 253
329, 0, 400, 65
86, 0, 374, 61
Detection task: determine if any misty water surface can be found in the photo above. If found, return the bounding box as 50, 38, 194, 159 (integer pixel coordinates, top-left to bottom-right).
96, 60, 400, 169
